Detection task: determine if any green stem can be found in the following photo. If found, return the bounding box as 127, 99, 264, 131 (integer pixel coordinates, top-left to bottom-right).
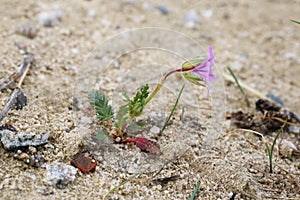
190, 181, 201, 200
160, 84, 185, 133
266, 121, 287, 173
145, 66, 194, 105
226, 66, 245, 95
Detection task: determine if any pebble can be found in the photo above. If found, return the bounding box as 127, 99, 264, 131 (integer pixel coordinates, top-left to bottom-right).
230, 61, 243, 71
123, 0, 135, 4
279, 139, 299, 158
266, 93, 284, 105
150, 126, 160, 134
156, 5, 169, 15
184, 10, 200, 29
87, 9, 96, 18
37, 187, 54, 196
143, 3, 153, 11
15, 24, 38, 39
38, 10, 64, 27
12, 89, 27, 110
202, 10, 213, 18
70, 153, 97, 173
289, 125, 300, 134
28, 146, 37, 154
44, 162, 78, 188
19, 152, 30, 160
101, 19, 112, 27
0, 129, 49, 150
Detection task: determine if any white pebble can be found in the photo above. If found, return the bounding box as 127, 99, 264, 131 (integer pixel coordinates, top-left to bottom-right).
38, 10, 64, 27
150, 126, 160, 134
184, 10, 200, 29
202, 10, 213, 18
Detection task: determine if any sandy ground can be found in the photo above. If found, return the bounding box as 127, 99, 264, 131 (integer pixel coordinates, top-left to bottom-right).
0, 0, 299, 199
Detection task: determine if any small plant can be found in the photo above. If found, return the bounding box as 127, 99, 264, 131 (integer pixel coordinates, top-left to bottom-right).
239, 122, 287, 174
190, 181, 201, 200
88, 46, 216, 153
264, 122, 287, 173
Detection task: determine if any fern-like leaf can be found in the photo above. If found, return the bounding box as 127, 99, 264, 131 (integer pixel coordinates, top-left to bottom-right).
123, 84, 149, 118
89, 90, 114, 121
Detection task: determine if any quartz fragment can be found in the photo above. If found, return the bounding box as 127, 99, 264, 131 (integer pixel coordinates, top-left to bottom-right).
44, 162, 78, 189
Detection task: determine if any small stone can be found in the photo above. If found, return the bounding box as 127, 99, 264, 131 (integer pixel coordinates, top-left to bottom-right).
230, 61, 243, 71
12, 89, 27, 110
143, 3, 153, 11
44, 162, 78, 188
15, 24, 38, 39
37, 187, 54, 196
150, 126, 160, 134
227, 192, 234, 198
0, 129, 49, 150
266, 94, 284, 105
289, 125, 300, 134
124, 0, 135, 4
202, 10, 213, 18
87, 9, 96, 18
70, 153, 97, 173
19, 153, 30, 160
156, 5, 169, 15
71, 48, 79, 54
28, 146, 37, 154
279, 139, 300, 158
101, 19, 111, 27
38, 10, 64, 27
184, 10, 200, 29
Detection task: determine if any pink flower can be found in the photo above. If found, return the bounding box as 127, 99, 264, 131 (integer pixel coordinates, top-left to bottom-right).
190, 46, 216, 97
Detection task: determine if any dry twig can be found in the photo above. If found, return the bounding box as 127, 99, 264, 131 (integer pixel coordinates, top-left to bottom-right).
0, 51, 34, 123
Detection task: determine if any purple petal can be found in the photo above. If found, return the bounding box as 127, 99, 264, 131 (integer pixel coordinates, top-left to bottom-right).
191, 46, 216, 97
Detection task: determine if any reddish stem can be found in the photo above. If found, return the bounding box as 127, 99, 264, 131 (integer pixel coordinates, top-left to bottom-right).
122, 138, 137, 143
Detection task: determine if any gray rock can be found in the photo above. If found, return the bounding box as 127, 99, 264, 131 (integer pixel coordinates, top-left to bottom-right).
44, 162, 78, 189
289, 125, 300, 134
0, 129, 49, 150
156, 5, 169, 15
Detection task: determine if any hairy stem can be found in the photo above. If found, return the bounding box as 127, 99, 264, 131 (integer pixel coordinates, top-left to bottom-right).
145, 66, 194, 105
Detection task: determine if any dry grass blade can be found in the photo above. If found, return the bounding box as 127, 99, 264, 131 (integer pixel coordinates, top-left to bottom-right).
222, 73, 276, 104
0, 87, 22, 122
0, 53, 34, 91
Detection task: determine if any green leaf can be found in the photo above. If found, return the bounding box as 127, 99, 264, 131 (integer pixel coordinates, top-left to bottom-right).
94, 129, 113, 143
183, 72, 206, 86
226, 66, 245, 95
182, 57, 205, 69
161, 84, 185, 133
290, 19, 300, 25
125, 121, 147, 134
190, 181, 201, 200
89, 90, 114, 121
115, 85, 150, 129
122, 89, 130, 103
126, 84, 149, 118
